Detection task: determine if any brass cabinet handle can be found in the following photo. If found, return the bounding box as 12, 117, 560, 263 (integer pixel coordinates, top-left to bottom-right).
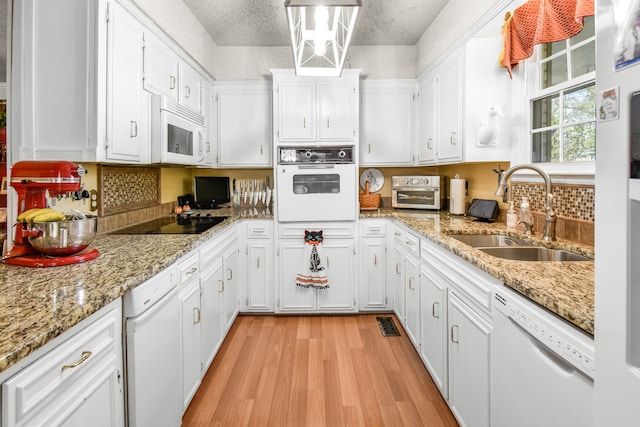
227, 268, 233, 280
303, 117, 307, 128
61, 351, 92, 372
169, 75, 176, 90
194, 307, 201, 324
185, 85, 191, 98
368, 144, 371, 154
450, 132, 456, 145
257, 257, 260, 268
427, 138, 433, 149
218, 279, 224, 293
409, 277, 415, 291
130, 121, 138, 138
396, 263, 401, 275
432, 302, 439, 318
374, 254, 377, 266
326, 117, 330, 128
186, 267, 198, 276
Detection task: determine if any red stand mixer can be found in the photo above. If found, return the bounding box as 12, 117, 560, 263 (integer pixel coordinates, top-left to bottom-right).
3, 160, 100, 267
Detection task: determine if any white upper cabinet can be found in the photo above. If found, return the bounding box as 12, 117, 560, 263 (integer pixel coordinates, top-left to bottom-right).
361, 80, 417, 166
417, 16, 512, 165
179, 61, 203, 114
12, 0, 151, 164
272, 69, 360, 144
143, 30, 179, 101
214, 81, 272, 167
107, 0, 149, 163
143, 30, 203, 114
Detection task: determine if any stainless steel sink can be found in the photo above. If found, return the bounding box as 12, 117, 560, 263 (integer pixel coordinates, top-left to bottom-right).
449, 234, 532, 247
477, 247, 592, 262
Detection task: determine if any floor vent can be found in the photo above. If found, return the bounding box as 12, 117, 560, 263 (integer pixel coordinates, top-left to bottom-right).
376, 317, 401, 337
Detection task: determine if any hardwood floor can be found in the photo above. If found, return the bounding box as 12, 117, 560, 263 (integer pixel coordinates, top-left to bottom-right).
182, 314, 458, 427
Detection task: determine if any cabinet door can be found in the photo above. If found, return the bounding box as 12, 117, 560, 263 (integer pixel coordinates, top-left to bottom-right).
448, 291, 491, 427
247, 241, 274, 311
418, 74, 437, 164
393, 244, 406, 322
404, 254, 420, 348
436, 51, 463, 163
3, 302, 124, 427
278, 82, 315, 141
143, 30, 179, 100
420, 265, 448, 398
200, 257, 224, 371
278, 242, 316, 312
359, 239, 387, 310
217, 88, 272, 167
361, 85, 414, 165
222, 244, 240, 333
180, 61, 202, 113
179, 280, 202, 411
317, 240, 356, 311
317, 81, 355, 141
107, 1, 148, 163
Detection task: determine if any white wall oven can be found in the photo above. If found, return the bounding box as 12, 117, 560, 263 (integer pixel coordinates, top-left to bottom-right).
151, 95, 207, 165
276, 146, 357, 222
392, 175, 445, 210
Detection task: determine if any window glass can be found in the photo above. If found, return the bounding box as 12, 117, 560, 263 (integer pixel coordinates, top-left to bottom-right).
531, 17, 596, 164
571, 41, 595, 78
570, 16, 595, 45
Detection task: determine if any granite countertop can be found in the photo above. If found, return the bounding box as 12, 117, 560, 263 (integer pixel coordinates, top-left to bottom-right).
0, 207, 594, 375
362, 208, 594, 337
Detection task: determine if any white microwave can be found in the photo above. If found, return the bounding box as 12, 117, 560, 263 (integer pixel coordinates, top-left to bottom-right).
151, 95, 208, 165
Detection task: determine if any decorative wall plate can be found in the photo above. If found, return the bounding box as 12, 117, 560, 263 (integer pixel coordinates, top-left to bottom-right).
359, 168, 384, 192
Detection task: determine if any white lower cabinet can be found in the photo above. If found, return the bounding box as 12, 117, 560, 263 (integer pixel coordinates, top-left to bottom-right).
2, 300, 124, 427
241, 220, 274, 312
359, 220, 390, 311
177, 252, 202, 411
277, 223, 357, 313
419, 259, 449, 399
447, 291, 492, 427
420, 236, 496, 427
392, 224, 420, 348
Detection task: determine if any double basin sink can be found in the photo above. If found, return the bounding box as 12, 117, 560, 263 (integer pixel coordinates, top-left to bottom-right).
449, 234, 591, 262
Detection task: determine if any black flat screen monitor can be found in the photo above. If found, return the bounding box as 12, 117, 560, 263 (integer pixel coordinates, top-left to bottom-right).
193, 176, 230, 209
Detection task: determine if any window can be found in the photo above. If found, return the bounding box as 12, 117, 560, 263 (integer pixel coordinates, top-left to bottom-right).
529, 16, 596, 164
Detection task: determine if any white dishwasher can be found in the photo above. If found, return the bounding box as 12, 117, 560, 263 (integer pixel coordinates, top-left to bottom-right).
124, 265, 181, 427
491, 286, 595, 427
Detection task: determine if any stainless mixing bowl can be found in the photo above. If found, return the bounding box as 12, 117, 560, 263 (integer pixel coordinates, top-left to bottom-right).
27, 215, 98, 257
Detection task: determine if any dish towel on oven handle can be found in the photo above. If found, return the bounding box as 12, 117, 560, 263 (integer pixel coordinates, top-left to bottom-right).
295, 230, 329, 289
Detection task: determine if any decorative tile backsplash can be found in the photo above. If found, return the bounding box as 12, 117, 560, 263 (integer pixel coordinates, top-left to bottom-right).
510, 182, 594, 247
511, 182, 595, 222
98, 166, 161, 216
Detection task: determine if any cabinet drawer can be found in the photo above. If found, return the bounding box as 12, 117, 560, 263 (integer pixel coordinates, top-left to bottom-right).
394, 227, 419, 258
178, 252, 200, 285
3, 303, 121, 427
279, 223, 355, 239
247, 224, 272, 239
361, 222, 386, 237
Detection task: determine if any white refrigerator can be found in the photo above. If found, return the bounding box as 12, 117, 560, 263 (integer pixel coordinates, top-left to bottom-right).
595, 0, 640, 424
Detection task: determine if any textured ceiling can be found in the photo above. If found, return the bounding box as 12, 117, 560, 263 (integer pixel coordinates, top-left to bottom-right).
182, 0, 450, 47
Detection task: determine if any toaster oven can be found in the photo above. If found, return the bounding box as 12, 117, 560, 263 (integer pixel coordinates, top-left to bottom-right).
391, 176, 445, 210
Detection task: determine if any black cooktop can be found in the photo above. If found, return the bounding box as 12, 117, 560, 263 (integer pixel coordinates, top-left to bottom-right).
111, 214, 228, 235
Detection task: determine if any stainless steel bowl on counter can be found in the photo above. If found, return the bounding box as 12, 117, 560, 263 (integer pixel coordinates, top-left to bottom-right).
27, 215, 98, 257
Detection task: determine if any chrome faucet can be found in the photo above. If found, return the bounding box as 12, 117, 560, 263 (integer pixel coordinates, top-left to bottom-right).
495, 164, 556, 242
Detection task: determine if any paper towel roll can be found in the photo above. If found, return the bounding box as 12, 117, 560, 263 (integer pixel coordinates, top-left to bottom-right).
450, 178, 467, 215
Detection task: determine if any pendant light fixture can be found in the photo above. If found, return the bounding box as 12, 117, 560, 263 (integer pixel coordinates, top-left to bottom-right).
284, 0, 362, 77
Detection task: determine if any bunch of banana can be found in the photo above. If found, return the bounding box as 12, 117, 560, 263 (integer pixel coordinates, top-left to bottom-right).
17, 208, 66, 223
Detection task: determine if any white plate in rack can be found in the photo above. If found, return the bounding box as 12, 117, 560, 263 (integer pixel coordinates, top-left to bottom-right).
359, 168, 384, 192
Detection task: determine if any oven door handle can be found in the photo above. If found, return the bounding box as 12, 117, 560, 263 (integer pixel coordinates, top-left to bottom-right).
297, 164, 336, 169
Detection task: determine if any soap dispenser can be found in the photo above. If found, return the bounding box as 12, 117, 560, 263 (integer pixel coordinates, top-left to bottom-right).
506, 201, 518, 228
518, 197, 534, 234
